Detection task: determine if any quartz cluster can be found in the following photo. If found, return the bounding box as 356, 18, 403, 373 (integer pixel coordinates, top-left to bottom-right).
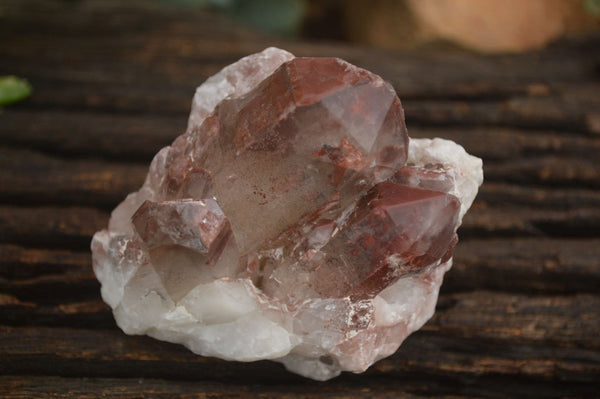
92, 47, 483, 380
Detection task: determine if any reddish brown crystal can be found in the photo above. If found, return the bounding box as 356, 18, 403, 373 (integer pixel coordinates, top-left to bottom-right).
338, 182, 460, 297
132, 199, 230, 259
191, 57, 408, 254
92, 48, 483, 381
125, 57, 463, 306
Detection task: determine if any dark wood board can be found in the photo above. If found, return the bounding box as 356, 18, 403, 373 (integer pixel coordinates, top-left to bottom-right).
1, 1, 599, 397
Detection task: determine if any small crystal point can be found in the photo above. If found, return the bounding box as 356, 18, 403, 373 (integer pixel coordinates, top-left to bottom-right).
92, 47, 483, 381
325, 181, 461, 299
132, 199, 230, 258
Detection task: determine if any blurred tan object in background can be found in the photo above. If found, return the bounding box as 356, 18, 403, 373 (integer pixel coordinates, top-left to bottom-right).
345, 0, 600, 52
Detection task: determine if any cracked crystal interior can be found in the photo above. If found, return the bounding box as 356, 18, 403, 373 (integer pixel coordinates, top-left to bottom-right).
92, 47, 483, 380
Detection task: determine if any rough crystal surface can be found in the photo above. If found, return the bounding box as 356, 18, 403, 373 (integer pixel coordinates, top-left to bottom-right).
92, 47, 483, 381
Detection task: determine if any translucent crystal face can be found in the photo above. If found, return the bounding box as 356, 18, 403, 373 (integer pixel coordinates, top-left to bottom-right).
196, 57, 409, 255
92, 47, 483, 381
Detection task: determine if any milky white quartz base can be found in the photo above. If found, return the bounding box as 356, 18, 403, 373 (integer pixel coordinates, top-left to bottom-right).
91, 47, 483, 381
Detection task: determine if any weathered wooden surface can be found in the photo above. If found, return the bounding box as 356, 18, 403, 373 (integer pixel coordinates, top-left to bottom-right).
1, 1, 599, 398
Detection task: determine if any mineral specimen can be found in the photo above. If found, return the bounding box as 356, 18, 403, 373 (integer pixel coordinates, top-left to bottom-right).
91, 47, 483, 380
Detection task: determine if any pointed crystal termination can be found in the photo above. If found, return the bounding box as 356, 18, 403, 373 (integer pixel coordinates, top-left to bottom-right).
317, 182, 461, 299
197, 56, 408, 254
91, 47, 483, 381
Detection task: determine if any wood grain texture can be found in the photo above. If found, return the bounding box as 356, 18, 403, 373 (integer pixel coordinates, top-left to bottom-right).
0, 0, 598, 397
1, 374, 530, 399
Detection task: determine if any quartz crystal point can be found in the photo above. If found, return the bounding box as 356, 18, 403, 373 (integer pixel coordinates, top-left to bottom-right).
92, 47, 483, 381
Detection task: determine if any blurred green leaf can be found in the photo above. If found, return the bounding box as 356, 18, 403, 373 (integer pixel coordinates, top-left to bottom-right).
0, 76, 32, 106
157, 0, 211, 6
156, 0, 307, 37
225, 0, 307, 37
583, 0, 600, 16
156, 0, 229, 8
